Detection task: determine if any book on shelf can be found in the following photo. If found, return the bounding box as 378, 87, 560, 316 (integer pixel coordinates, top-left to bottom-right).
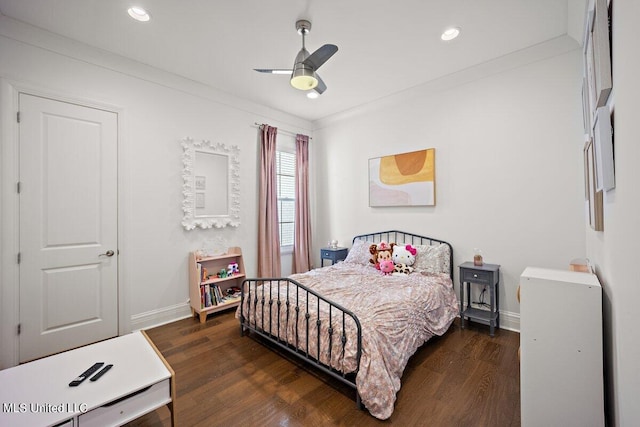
212, 285, 222, 304
200, 283, 244, 308
197, 264, 210, 284
205, 284, 221, 308
204, 285, 213, 308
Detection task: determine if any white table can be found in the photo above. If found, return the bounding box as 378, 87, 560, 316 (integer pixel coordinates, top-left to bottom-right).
0, 331, 175, 426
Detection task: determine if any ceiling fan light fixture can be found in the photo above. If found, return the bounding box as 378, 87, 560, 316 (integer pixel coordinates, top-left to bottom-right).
290, 67, 318, 90
255, 19, 337, 93
128, 6, 151, 22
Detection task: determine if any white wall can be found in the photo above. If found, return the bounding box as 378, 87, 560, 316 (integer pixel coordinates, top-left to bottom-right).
313, 37, 586, 331
2, 6, 635, 424
586, 1, 640, 425
0, 15, 313, 367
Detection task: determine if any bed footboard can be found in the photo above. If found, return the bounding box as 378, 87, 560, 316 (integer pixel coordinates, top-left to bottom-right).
239, 278, 363, 406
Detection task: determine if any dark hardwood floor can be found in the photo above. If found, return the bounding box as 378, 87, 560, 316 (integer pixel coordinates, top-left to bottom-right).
127, 310, 520, 427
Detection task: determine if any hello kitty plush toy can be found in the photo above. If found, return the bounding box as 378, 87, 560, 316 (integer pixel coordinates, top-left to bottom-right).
392, 244, 417, 275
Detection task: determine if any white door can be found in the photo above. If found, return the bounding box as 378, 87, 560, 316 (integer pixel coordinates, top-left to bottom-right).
19, 93, 118, 362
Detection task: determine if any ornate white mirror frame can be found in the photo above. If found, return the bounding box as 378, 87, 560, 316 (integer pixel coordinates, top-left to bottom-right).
181, 137, 240, 230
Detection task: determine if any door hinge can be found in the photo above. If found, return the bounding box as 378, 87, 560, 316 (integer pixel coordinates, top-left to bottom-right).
17, 252, 21, 264
17, 182, 21, 194
16, 111, 20, 123
17, 324, 21, 335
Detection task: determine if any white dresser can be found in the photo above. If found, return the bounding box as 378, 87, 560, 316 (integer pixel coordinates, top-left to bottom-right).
520, 267, 604, 427
0, 331, 175, 426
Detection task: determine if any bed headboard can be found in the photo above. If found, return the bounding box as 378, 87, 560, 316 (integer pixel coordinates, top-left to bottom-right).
352, 230, 454, 280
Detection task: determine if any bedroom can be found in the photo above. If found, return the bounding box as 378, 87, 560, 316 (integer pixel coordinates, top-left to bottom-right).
0, 0, 638, 425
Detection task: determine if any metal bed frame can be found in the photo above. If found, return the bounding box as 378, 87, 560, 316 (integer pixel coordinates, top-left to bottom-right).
238, 230, 454, 409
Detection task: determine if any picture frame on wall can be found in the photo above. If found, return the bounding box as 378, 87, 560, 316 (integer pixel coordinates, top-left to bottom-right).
581, 78, 591, 135
583, 8, 597, 122
368, 148, 436, 207
584, 138, 594, 227
591, 0, 612, 108
583, 0, 612, 120
593, 106, 615, 191
584, 137, 604, 231
583, 0, 613, 128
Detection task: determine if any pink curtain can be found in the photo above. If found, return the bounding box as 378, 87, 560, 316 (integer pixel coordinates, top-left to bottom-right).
292, 134, 313, 273
257, 124, 281, 277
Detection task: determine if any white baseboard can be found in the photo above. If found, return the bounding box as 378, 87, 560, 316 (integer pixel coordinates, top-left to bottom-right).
130, 302, 193, 332
499, 309, 520, 333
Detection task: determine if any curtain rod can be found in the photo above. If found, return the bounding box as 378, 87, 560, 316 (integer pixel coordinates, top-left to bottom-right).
253, 122, 312, 139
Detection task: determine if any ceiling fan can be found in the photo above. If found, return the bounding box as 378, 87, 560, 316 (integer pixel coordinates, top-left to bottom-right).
254, 19, 338, 94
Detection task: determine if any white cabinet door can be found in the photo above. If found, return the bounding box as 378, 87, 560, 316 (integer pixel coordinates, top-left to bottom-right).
19, 93, 118, 362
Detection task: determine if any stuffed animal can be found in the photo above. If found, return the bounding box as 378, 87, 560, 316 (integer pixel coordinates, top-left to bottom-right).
227, 262, 239, 275
379, 259, 395, 275
369, 244, 379, 266
392, 244, 417, 275
371, 241, 396, 270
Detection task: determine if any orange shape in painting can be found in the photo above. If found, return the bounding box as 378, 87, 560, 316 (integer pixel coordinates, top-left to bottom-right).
379, 149, 434, 185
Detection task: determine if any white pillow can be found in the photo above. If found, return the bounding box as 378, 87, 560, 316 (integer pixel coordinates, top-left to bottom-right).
343, 239, 374, 265
412, 243, 451, 274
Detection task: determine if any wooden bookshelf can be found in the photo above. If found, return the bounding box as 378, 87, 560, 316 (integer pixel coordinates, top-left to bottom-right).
188, 247, 245, 323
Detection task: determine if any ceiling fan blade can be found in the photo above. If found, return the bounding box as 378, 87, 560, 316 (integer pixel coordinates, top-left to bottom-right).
303, 44, 338, 70
254, 69, 292, 75
314, 74, 327, 94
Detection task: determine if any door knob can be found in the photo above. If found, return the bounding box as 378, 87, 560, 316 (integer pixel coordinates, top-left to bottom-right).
99, 250, 115, 257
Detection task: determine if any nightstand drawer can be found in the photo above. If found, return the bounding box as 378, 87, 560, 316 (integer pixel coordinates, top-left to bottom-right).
462, 268, 493, 284
320, 247, 348, 266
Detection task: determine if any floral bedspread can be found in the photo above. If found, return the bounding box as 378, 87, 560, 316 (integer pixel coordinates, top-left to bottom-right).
239, 262, 458, 420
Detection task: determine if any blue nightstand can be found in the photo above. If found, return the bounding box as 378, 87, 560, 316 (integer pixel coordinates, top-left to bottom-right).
320, 247, 348, 267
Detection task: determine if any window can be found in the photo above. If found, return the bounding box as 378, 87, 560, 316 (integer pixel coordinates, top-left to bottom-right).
276, 149, 296, 249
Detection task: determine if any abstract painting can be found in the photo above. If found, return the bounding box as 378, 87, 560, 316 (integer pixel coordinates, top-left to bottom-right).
369, 148, 435, 207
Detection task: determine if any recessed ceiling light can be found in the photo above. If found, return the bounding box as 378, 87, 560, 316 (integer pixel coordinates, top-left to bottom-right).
307, 92, 319, 99
441, 27, 460, 41
128, 6, 151, 22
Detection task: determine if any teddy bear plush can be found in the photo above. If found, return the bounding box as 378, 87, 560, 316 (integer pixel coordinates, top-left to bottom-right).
392, 244, 417, 275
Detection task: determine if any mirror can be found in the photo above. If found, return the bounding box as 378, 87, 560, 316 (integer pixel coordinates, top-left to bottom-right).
181, 137, 240, 229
